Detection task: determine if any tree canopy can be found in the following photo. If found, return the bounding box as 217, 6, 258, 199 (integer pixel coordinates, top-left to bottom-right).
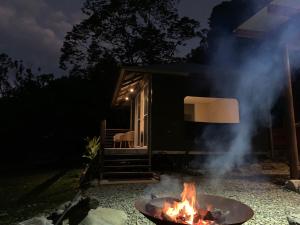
60, 0, 201, 76
188, 0, 270, 64
0, 53, 54, 97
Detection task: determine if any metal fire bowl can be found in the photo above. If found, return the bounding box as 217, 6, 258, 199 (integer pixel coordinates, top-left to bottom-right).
135, 195, 254, 225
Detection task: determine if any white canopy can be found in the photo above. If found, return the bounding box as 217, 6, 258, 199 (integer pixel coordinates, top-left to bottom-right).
235, 0, 300, 40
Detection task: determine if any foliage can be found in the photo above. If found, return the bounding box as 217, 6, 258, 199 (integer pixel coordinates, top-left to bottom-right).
80, 136, 102, 187
0, 53, 14, 96
0, 71, 104, 165
0, 53, 54, 97
186, 28, 209, 64
0, 168, 80, 225
187, 0, 270, 64
60, 0, 201, 76
208, 0, 270, 32
83, 136, 101, 161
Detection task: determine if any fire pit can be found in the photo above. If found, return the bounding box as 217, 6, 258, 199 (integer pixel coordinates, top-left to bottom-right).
135, 183, 254, 225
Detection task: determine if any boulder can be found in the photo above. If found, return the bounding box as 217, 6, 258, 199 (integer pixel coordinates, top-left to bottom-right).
88, 197, 100, 209
287, 214, 300, 225
0, 210, 8, 217
79, 207, 127, 225
285, 180, 300, 193
18, 217, 53, 225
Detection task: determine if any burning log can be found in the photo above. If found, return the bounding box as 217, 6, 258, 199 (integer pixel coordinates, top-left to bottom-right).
160, 183, 227, 225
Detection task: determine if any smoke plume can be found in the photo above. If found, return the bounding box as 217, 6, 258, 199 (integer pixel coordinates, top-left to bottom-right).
201, 6, 300, 177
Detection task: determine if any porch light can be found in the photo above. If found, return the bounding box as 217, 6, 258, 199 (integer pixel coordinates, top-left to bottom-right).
125, 97, 129, 101
130, 88, 134, 93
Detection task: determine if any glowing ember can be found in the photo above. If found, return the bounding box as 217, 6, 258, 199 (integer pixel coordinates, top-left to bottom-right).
162, 183, 218, 225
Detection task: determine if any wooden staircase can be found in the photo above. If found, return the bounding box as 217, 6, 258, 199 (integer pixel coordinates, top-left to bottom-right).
99, 148, 159, 185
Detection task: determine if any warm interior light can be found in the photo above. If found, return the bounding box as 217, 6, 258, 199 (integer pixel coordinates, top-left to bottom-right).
184, 96, 240, 123
130, 88, 134, 92
125, 97, 129, 101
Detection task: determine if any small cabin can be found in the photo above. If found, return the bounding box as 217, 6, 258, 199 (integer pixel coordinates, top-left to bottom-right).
103, 64, 271, 157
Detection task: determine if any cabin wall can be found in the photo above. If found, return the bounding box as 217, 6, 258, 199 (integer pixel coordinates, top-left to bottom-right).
151, 75, 185, 150
150, 74, 270, 153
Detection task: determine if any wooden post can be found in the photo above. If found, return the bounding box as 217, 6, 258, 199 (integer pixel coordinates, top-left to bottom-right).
283, 45, 299, 179
99, 120, 106, 181
268, 114, 275, 159
148, 75, 152, 172
130, 100, 134, 130
100, 120, 106, 144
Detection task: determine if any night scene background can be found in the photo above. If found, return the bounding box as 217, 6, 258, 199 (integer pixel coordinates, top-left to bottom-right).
0, 0, 236, 167
1, 0, 300, 224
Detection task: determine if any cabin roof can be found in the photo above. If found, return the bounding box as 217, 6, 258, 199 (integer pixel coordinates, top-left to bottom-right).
112, 63, 237, 107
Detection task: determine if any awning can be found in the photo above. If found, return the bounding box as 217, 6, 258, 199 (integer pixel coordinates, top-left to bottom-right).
112, 69, 146, 107
235, 0, 300, 40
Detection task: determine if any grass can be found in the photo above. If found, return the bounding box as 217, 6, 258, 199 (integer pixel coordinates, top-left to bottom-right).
0, 166, 81, 225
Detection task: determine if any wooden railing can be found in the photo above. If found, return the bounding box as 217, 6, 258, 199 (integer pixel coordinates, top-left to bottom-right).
103, 128, 130, 148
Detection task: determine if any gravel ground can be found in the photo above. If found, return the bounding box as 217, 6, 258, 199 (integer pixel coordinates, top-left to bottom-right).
86, 162, 300, 225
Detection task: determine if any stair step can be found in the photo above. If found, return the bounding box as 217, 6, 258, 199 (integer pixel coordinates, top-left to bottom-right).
104, 165, 149, 169
104, 152, 148, 156
104, 158, 148, 163
104, 156, 149, 161
103, 171, 153, 175
102, 171, 153, 179
99, 178, 159, 185
104, 160, 149, 166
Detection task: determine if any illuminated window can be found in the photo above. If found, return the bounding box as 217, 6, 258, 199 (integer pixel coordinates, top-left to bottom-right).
184, 97, 240, 123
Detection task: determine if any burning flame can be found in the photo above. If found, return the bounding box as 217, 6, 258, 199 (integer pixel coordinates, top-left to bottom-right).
162, 183, 215, 225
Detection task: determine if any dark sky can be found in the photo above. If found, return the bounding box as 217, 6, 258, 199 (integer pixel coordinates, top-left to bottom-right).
0, 0, 223, 75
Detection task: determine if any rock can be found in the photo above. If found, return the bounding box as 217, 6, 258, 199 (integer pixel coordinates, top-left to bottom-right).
287, 214, 300, 225
56, 201, 72, 214
79, 207, 127, 225
88, 197, 100, 209
62, 219, 69, 225
48, 196, 90, 224
18, 217, 53, 225
89, 179, 99, 187
0, 211, 8, 217
285, 180, 300, 193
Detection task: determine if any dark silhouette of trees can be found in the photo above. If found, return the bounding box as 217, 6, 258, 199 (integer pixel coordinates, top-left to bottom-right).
0, 71, 104, 165
208, 0, 270, 64
0, 53, 54, 97
0, 51, 126, 166
187, 0, 270, 64
60, 0, 201, 76
0, 53, 14, 96
186, 28, 209, 64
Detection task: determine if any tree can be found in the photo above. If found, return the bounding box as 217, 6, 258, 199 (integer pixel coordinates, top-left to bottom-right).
60, 0, 201, 76
208, 0, 270, 64
186, 28, 209, 64
0, 53, 54, 97
187, 0, 270, 64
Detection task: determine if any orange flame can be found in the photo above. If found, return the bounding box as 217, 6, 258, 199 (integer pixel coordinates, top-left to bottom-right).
162, 183, 216, 225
